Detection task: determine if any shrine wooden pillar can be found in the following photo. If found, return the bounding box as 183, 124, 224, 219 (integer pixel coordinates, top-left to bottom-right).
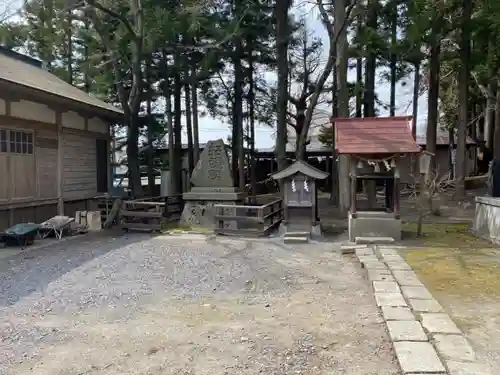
350, 158, 357, 217
393, 154, 400, 219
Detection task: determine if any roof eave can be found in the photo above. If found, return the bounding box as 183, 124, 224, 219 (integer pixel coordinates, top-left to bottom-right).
0, 78, 124, 122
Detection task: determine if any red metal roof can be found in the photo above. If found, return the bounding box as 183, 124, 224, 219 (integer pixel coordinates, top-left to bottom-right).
334, 116, 421, 155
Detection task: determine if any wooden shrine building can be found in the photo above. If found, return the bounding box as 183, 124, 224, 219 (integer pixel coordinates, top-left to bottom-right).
271, 160, 328, 243
334, 116, 421, 241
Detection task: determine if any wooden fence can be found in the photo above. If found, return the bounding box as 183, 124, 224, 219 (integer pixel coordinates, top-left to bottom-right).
214, 198, 283, 237
120, 195, 184, 232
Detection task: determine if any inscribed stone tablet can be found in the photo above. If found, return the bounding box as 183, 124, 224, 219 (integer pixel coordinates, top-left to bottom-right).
190, 139, 233, 187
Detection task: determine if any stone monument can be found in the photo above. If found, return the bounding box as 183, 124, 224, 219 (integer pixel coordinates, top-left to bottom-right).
180, 139, 246, 228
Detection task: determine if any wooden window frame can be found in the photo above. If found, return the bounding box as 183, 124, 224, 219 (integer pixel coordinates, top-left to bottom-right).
0, 128, 34, 155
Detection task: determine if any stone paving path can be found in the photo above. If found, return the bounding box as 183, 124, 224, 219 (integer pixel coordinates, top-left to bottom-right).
344, 244, 492, 375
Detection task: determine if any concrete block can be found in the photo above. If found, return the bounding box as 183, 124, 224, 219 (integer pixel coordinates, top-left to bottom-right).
367, 269, 394, 282
401, 286, 433, 300
446, 361, 492, 375
433, 334, 476, 362
393, 271, 424, 286
349, 211, 401, 241
374, 292, 407, 307
393, 341, 446, 374
340, 244, 367, 254
387, 320, 427, 341
420, 313, 461, 334
381, 306, 415, 321
408, 298, 443, 313
355, 247, 374, 257
373, 281, 400, 293
385, 261, 412, 271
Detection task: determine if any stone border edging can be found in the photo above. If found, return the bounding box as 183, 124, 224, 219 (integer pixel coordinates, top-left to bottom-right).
344, 244, 491, 375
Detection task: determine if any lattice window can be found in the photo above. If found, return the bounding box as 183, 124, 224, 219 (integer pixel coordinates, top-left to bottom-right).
1, 129, 34, 155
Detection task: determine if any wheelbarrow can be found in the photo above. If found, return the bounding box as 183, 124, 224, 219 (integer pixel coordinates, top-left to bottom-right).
0, 223, 41, 249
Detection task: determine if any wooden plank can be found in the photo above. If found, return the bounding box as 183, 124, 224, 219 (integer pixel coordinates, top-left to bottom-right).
214, 228, 263, 237
262, 208, 283, 221
121, 210, 163, 218
214, 215, 263, 223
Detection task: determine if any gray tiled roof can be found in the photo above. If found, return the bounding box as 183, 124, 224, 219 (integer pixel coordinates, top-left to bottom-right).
0, 48, 123, 116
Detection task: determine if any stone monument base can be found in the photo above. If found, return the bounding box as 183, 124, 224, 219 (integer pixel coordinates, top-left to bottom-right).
348, 211, 401, 242
180, 188, 246, 229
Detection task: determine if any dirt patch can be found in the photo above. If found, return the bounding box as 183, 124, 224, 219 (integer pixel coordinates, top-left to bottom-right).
0, 236, 399, 375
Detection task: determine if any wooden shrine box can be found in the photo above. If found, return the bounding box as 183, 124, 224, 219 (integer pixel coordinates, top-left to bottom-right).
271, 160, 329, 238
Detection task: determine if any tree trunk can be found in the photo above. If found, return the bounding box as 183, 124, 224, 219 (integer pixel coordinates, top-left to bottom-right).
355, 11, 363, 118
235, 46, 245, 190
275, 0, 291, 173
173, 54, 183, 194
455, 0, 472, 199
485, 80, 496, 150
389, 0, 397, 116
184, 63, 194, 175
335, 0, 350, 213
164, 74, 175, 195
426, 40, 440, 174
146, 60, 155, 195
127, 115, 142, 197
191, 62, 200, 166
248, 46, 257, 199
412, 62, 420, 140
364, 0, 378, 118
494, 78, 500, 159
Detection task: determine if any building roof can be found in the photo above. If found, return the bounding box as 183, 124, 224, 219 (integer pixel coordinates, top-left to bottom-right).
0, 47, 123, 118
416, 133, 476, 146
334, 116, 421, 155
271, 160, 329, 180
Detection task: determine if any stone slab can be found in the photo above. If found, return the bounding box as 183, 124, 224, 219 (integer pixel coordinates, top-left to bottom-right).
355, 236, 396, 244
393, 341, 446, 374
408, 298, 443, 313
357, 255, 379, 263
381, 254, 405, 262
421, 313, 461, 334
387, 320, 427, 341
433, 334, 476, 362
381, 306, 415, 321
361, 261, 388, 270
374, 292, 407, 307
446, 361, 492, 375
373, 281, 400, 293
385, 261, 412, 270
341, 244, 368, 254
393, 271, 424, 286
367, 269, 394, 282
378, 249, 400, 257
355, 247, 374, 256
401, 286, 433, 300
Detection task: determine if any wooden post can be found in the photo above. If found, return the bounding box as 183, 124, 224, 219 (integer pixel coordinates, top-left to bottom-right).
393, 155, 400, 219
350, 160, 357, 217
56, 112, 64, 215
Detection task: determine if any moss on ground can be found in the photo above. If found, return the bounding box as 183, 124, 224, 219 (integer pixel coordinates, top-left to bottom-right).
402, 222, 492, 248
401, 223, 500, 299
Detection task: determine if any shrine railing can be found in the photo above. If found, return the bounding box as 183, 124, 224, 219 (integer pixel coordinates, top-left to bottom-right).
214, 198, 283, 237
120, 194, 184, 232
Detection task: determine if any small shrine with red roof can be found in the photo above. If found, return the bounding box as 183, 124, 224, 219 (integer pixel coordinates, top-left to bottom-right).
334, 116, 421, 241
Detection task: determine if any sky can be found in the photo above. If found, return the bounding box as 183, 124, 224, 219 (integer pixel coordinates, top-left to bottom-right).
1, 0, 429, 150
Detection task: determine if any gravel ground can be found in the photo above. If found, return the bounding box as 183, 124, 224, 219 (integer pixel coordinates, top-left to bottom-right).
0, 232, 399, 375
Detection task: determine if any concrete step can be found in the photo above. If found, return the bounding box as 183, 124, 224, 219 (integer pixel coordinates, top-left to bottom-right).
355, 236, 395, 245
284, 236, 309, 244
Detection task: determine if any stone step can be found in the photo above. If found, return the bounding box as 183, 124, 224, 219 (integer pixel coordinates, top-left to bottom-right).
355, 236, 395, 245
284, 236, 309, 244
